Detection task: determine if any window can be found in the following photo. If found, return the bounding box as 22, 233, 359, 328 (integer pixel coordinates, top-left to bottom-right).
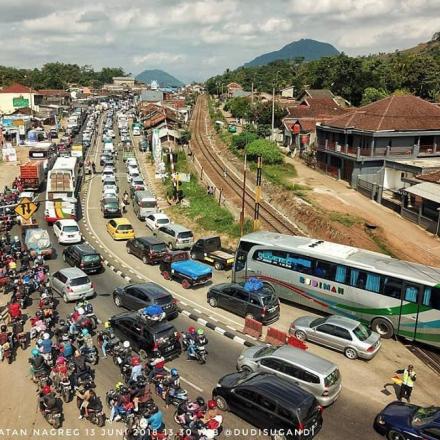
382, 277, 402, 299
260, 358, 283, 371
280, 362, 304, 379
58, 273, 68, 283
423, 286, 440, 311
314, 260, 336, 280
253, 249, 313, 274
277, 407, 292, 420
236, 389, 258, 401
256, 396, 276, 412
109, 220, 116, 227
325, 369, 340, 387
366, 273, 381, 293
353, 324, 372, 341
233, 289, 249, 302
316, 324, 336, 335
404, 284, 420, 303
333, 326, 352, 340
349, 269, 367, 289
302, 370, 321, 384
335, 265, 347, 283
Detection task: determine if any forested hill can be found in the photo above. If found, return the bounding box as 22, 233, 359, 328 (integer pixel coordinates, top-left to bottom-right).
206, 33, 440, 106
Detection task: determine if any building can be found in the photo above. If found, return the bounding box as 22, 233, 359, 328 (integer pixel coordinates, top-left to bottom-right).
281, 86, 295, 98
139, 90, 164, 103
316, 95, 440, 183
37, 89, 71, 106
112, 77, 136, 88
231, 89, 252, 98
226, 82, 242, 97
0, 83, 39, 114
282, 90, 350, 151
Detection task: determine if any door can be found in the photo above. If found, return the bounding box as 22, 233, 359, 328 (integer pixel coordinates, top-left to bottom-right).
146, 215, 154, 230
51, 272, 61, 292
218, 287, 236, 311
397, 282, 423, 342
232, 389, 261, 425
313, 324, 340, 349
231, 287, 250, 316
53, 221, 61, 238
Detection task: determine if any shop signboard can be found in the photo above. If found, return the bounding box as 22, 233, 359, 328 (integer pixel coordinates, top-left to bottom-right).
13, 97, 29, 108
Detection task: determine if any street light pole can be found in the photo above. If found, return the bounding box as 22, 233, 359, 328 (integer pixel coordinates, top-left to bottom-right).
271, 71, 280, 140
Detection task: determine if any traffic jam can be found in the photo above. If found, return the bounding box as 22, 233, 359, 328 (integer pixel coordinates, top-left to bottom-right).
0, 96, 439, 440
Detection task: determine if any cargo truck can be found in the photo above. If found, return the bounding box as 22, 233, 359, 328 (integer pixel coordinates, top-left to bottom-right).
19, 160, 45, 190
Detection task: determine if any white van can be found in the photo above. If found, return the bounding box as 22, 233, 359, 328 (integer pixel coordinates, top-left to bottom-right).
133, 190, 157, 220
103, 142, 115, 156
132, 126, 141, 136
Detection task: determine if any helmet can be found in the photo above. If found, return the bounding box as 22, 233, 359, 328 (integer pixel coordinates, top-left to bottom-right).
35, 310, 43, 318
188, 326, 196, 335
131, 356, 140, 366
196, 396, 205, 407
41, 293, 48, 300
197, 328, 204, 336
104, 321, 111, 329
81, 328, 89, 336
59, 319, 65, 326
43, 333, 50, 340
115, 382, 124, 391
170, 368, 178, 377
13, 236, 19, 242
42, 385, 51, 395
56, 356, 66, 365
207, 400, 217, 410
84, 382, 93, 390
31, 348, 40, 357
77, 307, 85, 315
123, 341, 130, 349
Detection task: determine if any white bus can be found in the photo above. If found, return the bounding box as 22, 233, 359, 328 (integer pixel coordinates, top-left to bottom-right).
44, 156, 79, 224
234, 231, 440, 348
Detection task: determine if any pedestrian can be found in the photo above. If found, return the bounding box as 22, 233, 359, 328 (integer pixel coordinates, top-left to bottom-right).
91, 162, 96, 174
397, 364, 416, 402
223, 167, 227, 178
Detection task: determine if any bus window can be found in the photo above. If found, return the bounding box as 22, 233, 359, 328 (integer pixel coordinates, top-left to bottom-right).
423, 286, 440, 310
350, 269, 367, 289
383, 277, 402, 299
404, 284, 420, 303
335, 265, 347, 283
366, 273, 381, 293
314, 260, 336, 280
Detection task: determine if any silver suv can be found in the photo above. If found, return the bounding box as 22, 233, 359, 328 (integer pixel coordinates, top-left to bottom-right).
50, 267, 95, 303
153, 223, 194, 250
237, 344, 342, 406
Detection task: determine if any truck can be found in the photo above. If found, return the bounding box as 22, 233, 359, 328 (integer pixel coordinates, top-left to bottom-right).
19, 161, 45, 190
190, 236, 235, 271
70, 144, 83, 159
160, 251, 212, 289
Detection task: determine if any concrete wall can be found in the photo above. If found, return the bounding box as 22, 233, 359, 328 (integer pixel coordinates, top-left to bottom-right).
351, 162, 383, 187
0, 93, 38, 114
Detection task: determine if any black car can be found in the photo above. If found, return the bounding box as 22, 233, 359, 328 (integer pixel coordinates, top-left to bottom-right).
207, 283, 280, 324
109, 311, 181, 359
126, 237, 168, 264
101, 197, 121, 218
213, 372, 323, 440
62, 244, 103, 274
113, 282, 178, 319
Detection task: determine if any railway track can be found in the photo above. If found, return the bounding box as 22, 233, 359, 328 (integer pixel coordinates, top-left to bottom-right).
191, 95, 303, 235
405, 343, 440, 375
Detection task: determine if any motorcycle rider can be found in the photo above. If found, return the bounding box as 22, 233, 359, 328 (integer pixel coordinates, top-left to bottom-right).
77, 328, 94, 350
145, 404, 164, 432
163, 368, 180, 408
147, 348, 166, 381
200, 400, 223, 439
195, 328, 207, 346
20, 250, 30, 271
38, 332, 53, 360
76, 382, 96, 419
129, 378, 151, 413
39, 384, 61, 416
50, 356, 69, 389
0, 324, 11, 360
130, 356, 143, 382
29, 348, 47, 378
100, 321, 114, 358
72, 350, 91, 387
12, 317, 27, 348
69, 307, 85, 335
7, 298, 22, 324
185, 327, 197, 360
123, 191, 129, 205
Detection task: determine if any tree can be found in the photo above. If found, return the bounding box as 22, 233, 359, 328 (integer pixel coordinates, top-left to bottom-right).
251, 101, 285, 127
361, 87, 389, 105
231, 131, 258, 149
180, 129, 191, 144
224, 97, 252, 120
246, 139, 284, 164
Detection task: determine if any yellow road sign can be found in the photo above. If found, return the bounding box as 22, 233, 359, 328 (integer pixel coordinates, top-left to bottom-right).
14, 197, 38, 221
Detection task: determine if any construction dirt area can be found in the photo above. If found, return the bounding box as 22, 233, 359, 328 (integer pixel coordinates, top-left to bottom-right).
192, 96, 440, 267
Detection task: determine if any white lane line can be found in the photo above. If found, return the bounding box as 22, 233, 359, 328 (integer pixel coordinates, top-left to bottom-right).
181, 310, 191, 317
215, 327, 226, 335
84, 120, 245, 329
209, 316, 218, 322
227, 325, 236, 331
193, 308, 202, 314
197, 318, 208, 326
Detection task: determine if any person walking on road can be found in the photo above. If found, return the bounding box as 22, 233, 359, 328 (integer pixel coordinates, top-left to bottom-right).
91, 162, 96, 174
397, 364, 416, 402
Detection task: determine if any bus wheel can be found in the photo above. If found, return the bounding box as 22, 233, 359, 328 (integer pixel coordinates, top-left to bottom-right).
371, 318, 394, 339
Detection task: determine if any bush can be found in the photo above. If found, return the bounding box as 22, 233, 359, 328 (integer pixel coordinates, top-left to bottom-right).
231, 131, 258, 150
246, 139, 283, 164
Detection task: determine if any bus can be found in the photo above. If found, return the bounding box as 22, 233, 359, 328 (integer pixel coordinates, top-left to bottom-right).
44, 156, 79, 223
234, 231, 440, 348
28, 142, 56, 172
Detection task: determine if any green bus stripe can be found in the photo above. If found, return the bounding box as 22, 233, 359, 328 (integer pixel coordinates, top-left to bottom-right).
337, 302, 431, 316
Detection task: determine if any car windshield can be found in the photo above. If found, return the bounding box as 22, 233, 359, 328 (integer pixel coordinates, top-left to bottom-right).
157, 218, 169, 225
140, 201, 156, 208
254, 346, 277, 358
63, 226, 79, 233
324, 369, 340, 387
117, 224, 133, 231
70, 276, 90, 286
353, 324, 372, 341
178, 231, 193, 239
83, 254, 100, 263
412, 407, 440, 427
261, 294, 277, 306
311, 317, 327, 328
151, 243, 167, 252
106, 202, 119, 209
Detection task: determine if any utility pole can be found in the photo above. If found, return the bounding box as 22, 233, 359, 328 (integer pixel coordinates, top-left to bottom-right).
253, 155, 262, 231
239, 153, 247, 236
271, 71, 280, 140
251, 82, 254, 105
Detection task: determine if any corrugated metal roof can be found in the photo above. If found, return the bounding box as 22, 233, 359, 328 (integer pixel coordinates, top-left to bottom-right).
404, 182, 440, 204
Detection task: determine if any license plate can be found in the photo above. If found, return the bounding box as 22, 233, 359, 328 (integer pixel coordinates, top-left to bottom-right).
68, 235, 74, 238
164, 346, 173, 352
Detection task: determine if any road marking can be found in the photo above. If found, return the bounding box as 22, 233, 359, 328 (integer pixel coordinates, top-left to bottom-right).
163, 367, 203, 393
197, 318, 208, 326
233, 336, 246, 345
193, 308, 202, 314
209, 316, 218, 321
215, 327, 225, 335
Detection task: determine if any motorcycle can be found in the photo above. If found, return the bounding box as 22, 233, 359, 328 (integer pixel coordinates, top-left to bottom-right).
0, 341, 13, 364
77, 395, 105, 427
58, 376, 73, 403
39, 399, 63, 428
80, 345, 98, 365
153, 377, 188, 407
187, 342, 208, 365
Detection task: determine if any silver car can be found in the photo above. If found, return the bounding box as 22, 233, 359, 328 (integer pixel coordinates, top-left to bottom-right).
290, 315, 381, 360
50, 267, 95, 303
237, 344, 342, 406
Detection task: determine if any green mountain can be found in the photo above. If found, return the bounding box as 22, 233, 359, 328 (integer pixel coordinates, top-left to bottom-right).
244, 38, 339, 67
135, 69, 184, 87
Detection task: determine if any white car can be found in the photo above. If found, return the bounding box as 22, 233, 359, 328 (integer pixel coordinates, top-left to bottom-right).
127, 169, 140, 183
103, 183, 118, 194
126, 158, 137, 167
145, 213, 170, 230
102, 190, 118, 200
53, 219, 82, 244
127, 164, 139, 175
102, 168, 115, 181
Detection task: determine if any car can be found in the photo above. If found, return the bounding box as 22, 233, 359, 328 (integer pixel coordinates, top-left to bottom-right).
126, 236, 167, 264
127, 170, 140, 183
374, 402, 440, 440
62, 243, 103, 274
106, 218, 135, 240
50, 267, 95, 303
53, 219, 82, 244
126, 158, 137, 169
101, 168, 115, 182
290, 315, 382, 360
153, 224, 194, 250
207, 282, 280, 324
103, 183, 118, 195
109, 311, 181, 359
127, 164, 139, 174
101, 196, 121, 218
130, 182, 146, 198
102, 189, 118, 200
112, 282, 178, 319
212, 371, 323, 440
103, 158, 115, 168
145, 213, 170, 231
236, 344, 342, 406
100, 154, 112, 166
103, 176, 117, 187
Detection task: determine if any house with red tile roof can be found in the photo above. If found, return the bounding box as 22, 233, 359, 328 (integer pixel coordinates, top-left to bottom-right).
0, 83, 38, 114
316, 95, 440, 184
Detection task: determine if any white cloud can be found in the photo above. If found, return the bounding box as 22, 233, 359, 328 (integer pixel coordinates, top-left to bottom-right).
260, 18, 293, 33
133, 52, 186, 65
200, 27, 231, 43
169, 0, 237, 24
22, 10, 92, 33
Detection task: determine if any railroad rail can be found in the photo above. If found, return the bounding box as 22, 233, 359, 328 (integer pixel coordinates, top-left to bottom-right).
191, 95, 303, 236
405, 343, 440, 375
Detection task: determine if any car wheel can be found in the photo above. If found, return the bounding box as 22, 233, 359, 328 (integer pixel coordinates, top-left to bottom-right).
127, 247, 131, 254
214, 262, 224, 271
294, 330, 307, 341
181, 279, 191, 289
215, 396, 228, 411
142, 256, 148, 264
344, 347, 358, 360
190, 252, 197, 260
208, 297, 218, 307
114, 295, 122, 307
371, 318, 394, 339
162, 271, 171, 281
387, 431, 406, 440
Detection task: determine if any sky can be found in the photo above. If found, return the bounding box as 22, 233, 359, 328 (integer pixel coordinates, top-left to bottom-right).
0, 0, 439, 83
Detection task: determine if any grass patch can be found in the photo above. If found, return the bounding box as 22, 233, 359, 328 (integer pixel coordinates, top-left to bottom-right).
366, 231, 397, 257
329, 212, 363, 227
